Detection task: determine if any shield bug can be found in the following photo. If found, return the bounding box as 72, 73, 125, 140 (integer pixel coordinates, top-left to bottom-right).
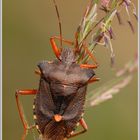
15, 1, 100, 140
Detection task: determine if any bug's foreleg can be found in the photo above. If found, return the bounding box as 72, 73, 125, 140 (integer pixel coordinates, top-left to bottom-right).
35, 69, 41, 75
82, 44, 98, 64
51, 36, 74, 46
79, 42, 99, 69
50, 37, 61, 60
15, 90, 37, 140
68, 118, 88, 139
88, 77, 100, 84
80, 63, 98, 69
50, 36, 74, 59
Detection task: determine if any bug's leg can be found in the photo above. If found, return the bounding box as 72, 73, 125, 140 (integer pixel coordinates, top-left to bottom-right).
50, 37, 61, 59
79, 42, 99, 69
50, 36, 74, 59
68, 118, 88, 139
21, 125, 36, 140
51, 36, 74, 46
77, 41, 99, 69
15, 90, 37, 140
88, 77, 100, 84
80, 63, 98, 69
35, 69, 41, 75
82, 44, 98, 64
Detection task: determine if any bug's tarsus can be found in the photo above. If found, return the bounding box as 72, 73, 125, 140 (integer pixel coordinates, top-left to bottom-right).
52, 0, 63, 48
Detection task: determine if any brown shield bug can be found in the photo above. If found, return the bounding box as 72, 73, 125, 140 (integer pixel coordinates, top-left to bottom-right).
15, 0, 100, 140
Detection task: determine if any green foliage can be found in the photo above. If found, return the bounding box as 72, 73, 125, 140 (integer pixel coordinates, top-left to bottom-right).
75, 0, 137, 65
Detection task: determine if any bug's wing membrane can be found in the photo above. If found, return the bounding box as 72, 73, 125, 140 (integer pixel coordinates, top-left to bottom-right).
35, 78, 56, 133
62, 86, 87, 121
60, 67, 95, 121
38, 78, 56, 117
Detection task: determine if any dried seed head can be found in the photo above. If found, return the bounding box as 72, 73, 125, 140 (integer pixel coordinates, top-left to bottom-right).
101, 0, 110, 7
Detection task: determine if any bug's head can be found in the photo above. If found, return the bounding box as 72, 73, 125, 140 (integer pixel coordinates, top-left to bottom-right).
60, 48, 76, 64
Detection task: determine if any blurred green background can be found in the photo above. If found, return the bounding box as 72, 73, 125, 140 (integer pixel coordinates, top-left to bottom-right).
3, 0, 138, 140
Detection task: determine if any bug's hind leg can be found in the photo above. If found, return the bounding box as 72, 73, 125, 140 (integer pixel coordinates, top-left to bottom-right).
68, 118, 88, 139
15, 90, 37, 140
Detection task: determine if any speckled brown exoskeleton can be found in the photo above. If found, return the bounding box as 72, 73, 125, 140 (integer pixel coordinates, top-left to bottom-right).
15, 1, 99, 140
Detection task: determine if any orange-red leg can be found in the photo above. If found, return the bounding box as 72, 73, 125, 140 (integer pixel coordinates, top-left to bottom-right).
68, 118, 88, 139
15, 90, 37, 140
88, 77, 100, 84
80, 64, 98, 69
51, 36, 74, 45
50, 36, 74, 59
82, 44, 98, 64
78, 42, 98, 69
35, 69, 41, 75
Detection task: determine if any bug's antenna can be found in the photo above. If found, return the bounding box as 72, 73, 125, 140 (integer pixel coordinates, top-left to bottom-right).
52, 0, 63, 48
